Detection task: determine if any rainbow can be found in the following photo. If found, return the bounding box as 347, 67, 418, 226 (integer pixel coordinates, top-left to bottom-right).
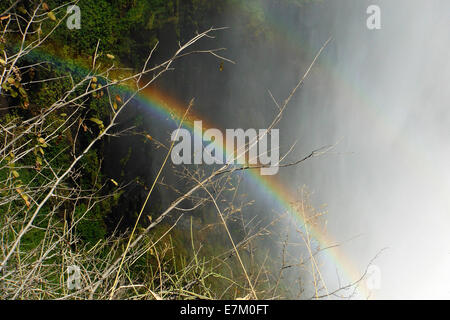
225, 0, 450, 298
133, 0, 450, 298
137, 86, 364, 296
15, 8, 369, 297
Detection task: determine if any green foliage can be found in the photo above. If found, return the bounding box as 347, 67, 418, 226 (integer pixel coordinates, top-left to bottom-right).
75, 204, 107, 245
41, 0, 184, 67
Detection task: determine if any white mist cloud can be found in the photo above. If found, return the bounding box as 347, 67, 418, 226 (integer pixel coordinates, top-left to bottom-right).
281, 0, 450, 299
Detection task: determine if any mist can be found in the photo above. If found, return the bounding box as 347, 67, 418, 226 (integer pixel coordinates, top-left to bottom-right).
267, 0, 450, 299
143, 0, 450, 299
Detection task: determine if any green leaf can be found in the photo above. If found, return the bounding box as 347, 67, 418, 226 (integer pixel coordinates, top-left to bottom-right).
89, 117, 104, 127
18, 86, 27, 97
37, 137, 48, 147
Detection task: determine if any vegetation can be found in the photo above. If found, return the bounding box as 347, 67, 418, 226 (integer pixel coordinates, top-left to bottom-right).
0, 0, 363, 300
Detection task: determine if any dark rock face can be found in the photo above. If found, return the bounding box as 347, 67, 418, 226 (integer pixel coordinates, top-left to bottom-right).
102, 102, 162, 234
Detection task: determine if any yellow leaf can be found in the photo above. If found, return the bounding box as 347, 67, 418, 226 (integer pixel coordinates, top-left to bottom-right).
110, 179, 119, 187
12, 170, 19, 178
47, 11, 56, 21
17, 188, 30, 207
89, 117, 103, 126
106, 54, 115, 60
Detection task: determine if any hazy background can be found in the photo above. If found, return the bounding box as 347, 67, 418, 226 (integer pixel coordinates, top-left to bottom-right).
146, 0, 450, 299
274, 0, 450, 299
